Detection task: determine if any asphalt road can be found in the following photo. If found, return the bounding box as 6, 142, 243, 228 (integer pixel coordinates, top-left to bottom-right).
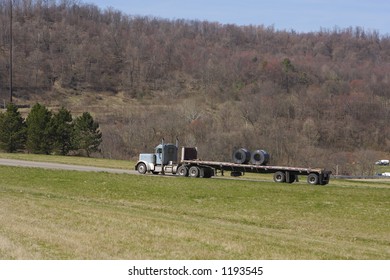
0, 158, 265, 182
0, 158, 275, 186
0, 158, 137, 175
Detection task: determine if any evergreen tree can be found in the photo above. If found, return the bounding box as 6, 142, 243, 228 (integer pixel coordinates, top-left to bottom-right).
73, 112, 102, 157
0, 103, 26, 152
50, 107, 74, 155
26, 103, 53, 154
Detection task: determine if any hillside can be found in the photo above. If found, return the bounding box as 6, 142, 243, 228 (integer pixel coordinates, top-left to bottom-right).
0, 0, 389, 175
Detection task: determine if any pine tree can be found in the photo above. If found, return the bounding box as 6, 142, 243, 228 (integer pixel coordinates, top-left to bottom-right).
50, 107, 74, 155
73, 112, 102, 157
0, 103, 26, 152
26, 103, 53, 154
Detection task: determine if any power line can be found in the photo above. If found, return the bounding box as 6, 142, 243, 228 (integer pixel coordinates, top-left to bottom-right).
9, 0, 13, 104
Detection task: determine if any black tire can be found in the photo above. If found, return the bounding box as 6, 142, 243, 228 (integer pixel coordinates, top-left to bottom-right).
177, 165, 188, 177
137, 163, 147, 174
188, 166, 200, 178
273, 171, 286, 183
307, 173, 319, 185
251, 150, 270, 165
189, 166, 200, 177
232, 148, 251, 164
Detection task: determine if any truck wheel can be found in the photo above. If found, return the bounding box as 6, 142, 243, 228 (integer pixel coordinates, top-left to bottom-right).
189, 166, 200, 177
273, 171, 286, 183
307, 173, 319, 185
177, 165, 188, 177
137, 163, 147, 174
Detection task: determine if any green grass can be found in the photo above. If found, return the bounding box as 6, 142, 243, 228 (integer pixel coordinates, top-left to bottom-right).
376, 165, 390, 174
0, 164, 389, 260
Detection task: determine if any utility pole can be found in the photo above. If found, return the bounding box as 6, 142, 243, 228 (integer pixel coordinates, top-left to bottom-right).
9, 0, 13, 104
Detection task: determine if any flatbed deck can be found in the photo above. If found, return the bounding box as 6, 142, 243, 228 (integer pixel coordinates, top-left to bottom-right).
182, 159, 326, 175
180, 159, 331, 185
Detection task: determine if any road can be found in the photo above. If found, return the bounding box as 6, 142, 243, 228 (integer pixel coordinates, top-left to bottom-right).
0, 158, 266, 182
0, 158, 264, 183
0, 158, 137, 175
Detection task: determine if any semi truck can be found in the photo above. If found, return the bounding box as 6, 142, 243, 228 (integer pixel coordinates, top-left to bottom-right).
135, 140, 331, 185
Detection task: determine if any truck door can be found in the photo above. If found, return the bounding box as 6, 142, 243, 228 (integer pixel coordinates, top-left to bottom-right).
155, 147, 163, 165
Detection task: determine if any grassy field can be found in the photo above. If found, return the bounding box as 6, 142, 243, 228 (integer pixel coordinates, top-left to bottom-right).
0, 160, 389, 260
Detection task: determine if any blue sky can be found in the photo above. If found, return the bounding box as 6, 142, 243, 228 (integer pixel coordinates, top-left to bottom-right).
87, 0, 390, 35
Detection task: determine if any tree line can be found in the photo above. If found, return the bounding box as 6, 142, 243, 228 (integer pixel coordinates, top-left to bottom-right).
0, 103, 102, 156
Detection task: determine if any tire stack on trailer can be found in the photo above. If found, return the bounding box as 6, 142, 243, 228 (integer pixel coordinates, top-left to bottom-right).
250, 150, 270, 165
232, 148, 270, 165
232, 148, 251, 164
230, 148, 270, 177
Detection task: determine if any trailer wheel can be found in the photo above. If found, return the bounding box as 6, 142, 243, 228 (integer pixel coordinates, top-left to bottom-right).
136, 163, 147, 174
177, 165, 189, 177
273, 171, 286, 183
189, 166, 200, 177
307, 173, 319, 185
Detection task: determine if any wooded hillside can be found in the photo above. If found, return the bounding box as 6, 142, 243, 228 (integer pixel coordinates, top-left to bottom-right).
0, 0, 389, 175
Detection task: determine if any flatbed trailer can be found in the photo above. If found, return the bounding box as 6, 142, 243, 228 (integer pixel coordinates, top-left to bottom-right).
179, 159, 331, 185
135, 142, 332, 185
